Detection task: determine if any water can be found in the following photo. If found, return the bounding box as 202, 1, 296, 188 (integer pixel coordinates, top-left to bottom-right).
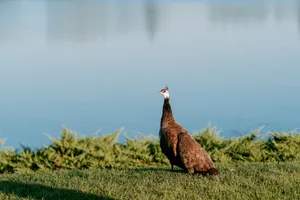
1, 1, 300, 149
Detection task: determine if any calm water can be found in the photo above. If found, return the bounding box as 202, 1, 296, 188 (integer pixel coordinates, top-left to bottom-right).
1, 1, 300, 148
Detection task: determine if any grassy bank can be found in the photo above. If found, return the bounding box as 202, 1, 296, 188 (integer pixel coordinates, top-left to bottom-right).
1, 125, 300, 174
0, 162, 299, 200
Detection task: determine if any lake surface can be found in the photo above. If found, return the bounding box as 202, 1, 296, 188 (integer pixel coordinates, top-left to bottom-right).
1, 0, 300, 148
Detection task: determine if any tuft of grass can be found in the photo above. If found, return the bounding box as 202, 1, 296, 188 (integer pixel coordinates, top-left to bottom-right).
1, 125, 300, 174
0, 162, 299, 200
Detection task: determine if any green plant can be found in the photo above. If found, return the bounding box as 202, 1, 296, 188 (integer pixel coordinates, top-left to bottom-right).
1, 125, 300, 174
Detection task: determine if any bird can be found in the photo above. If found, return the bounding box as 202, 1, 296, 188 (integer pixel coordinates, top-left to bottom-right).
159, 85, 219, 177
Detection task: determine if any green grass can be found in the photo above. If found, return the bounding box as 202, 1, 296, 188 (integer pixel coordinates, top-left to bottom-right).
0, 162, 299, 200
1, 125, 300, 199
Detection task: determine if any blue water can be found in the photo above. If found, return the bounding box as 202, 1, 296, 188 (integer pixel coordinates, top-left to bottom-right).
0, 1, 300, 149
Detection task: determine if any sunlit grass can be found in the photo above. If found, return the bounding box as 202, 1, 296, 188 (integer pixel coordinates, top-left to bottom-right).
0, 162, 299, 200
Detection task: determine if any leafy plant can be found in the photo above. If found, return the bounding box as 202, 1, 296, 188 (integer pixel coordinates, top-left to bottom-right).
0, 125, 300, 174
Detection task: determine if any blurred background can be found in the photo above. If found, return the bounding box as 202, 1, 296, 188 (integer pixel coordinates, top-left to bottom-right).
0, 0, 300, 148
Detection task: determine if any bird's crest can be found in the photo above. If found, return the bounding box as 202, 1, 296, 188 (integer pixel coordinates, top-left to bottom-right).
165, 84, 168, 91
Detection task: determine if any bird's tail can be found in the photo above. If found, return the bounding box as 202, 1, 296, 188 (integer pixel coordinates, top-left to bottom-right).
198, 168, 220, 181
207, 168, 220, 181
207, 168, 219, 176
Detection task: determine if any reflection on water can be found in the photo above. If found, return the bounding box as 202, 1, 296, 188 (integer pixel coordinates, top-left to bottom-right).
0, 1, 300, 148
46, 1, 161, 42
44, 1, 300, 43
298, 2, 300, 32
0, 1, 299, 43
0, 1, 20, 43
46, 1, 107, 42
208, 3, 268, 25
144, 1, 159, 41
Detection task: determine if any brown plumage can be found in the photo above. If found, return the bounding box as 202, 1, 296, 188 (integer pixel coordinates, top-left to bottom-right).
159, 86, 219, 177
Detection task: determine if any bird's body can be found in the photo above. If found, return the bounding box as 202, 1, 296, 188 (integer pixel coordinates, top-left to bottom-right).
159, 97, 186, 170
159, 86, 219, 177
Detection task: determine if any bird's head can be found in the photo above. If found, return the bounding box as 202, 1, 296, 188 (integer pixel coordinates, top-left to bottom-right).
160, 85, 169, 99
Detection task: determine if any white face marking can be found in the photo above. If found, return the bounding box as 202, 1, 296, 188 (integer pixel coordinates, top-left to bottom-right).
160, 90, 169, 99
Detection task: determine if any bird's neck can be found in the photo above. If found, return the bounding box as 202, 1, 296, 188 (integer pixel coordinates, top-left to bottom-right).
161, 97, 174, 125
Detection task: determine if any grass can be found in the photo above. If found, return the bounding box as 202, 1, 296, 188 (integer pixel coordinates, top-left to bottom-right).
0, 162, 299, 200
1, 126, 300, 199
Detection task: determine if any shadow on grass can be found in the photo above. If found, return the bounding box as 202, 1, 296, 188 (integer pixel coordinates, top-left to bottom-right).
0, 181, 115, 200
